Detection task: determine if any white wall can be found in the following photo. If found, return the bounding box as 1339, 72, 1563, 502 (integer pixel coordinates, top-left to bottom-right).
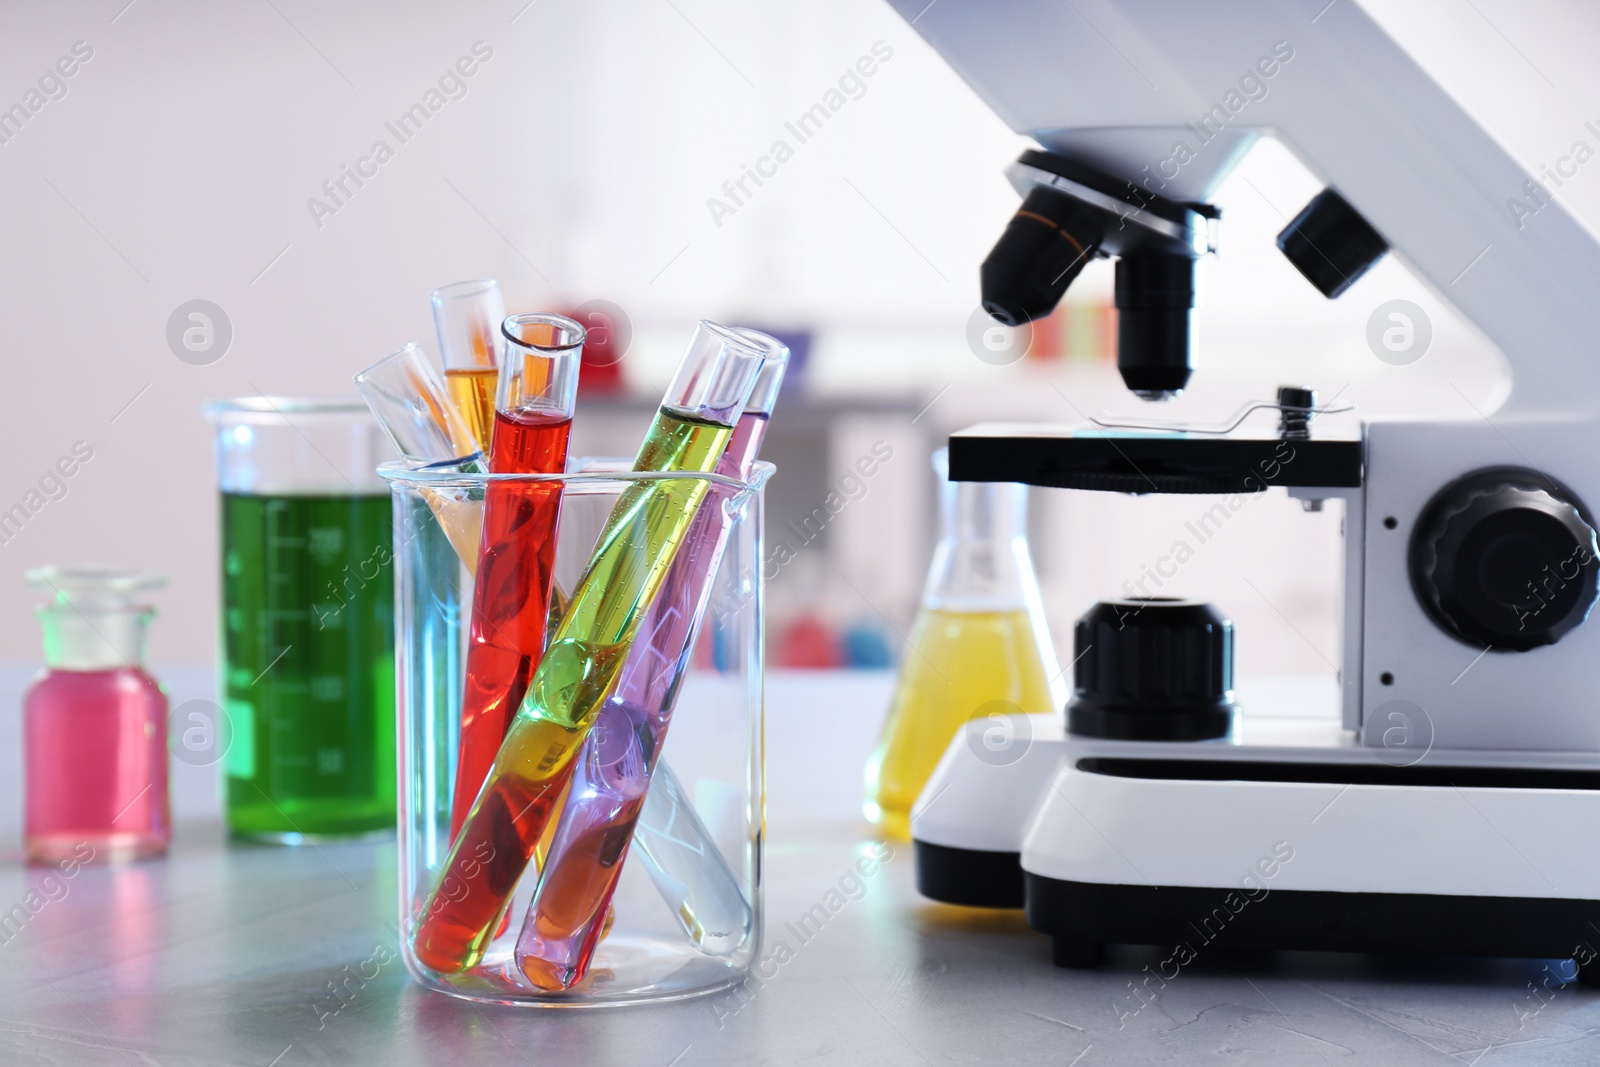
1, 0, 1598, 669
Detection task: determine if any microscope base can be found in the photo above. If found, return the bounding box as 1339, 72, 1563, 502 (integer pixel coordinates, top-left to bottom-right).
914, 839, 1024, 908
912, 714, 1600, 974
1017, 760, 1600, 973
1026, 874, 1600, 980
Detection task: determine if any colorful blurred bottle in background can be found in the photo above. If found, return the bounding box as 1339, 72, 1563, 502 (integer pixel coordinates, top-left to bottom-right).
565, 299, 630, 395
863, 448, 1062, 840
24, 566, 170, 864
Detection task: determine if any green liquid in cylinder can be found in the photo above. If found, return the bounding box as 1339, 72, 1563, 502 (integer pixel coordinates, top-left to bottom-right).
220, 493, 396, 839
411, 406, 734, 974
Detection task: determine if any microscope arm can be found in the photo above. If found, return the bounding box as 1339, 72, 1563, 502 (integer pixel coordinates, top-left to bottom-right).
889, 0, 1600, 418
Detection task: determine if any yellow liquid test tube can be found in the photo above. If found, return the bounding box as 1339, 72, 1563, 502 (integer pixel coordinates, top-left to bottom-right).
431, 279, 505, 454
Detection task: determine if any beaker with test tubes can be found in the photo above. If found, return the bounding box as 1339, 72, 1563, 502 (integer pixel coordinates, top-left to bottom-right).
864, 447, 1064, 840
203, 398, 398, 842
386, 321, 772, 1005
389, 461, 771, 1005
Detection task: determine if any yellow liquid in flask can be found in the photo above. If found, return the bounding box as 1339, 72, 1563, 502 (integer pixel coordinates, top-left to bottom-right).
864, 606, 1055, 840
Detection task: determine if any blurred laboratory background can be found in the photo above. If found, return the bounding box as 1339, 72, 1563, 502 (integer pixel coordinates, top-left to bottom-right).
3, 0, 1599, 822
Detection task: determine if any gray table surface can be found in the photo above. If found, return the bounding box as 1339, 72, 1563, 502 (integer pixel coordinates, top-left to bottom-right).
1, 668, 1598, 1065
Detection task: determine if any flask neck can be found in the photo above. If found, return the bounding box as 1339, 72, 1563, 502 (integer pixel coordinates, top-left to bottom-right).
943, 479, 1026, 544
38, 605, 153, 671
925, 479, 1038, 612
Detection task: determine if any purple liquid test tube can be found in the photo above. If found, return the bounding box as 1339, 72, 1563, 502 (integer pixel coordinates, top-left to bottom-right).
513, 333, 787, 991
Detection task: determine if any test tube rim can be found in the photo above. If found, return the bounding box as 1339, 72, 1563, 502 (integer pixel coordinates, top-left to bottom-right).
501, 312, 586, 354
429, 278, 500, 304
352, 342, 430, 388
728, 327, 791, 364
695, 319, 763, 357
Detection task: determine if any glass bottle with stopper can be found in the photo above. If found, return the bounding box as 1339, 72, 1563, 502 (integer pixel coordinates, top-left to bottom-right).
24, 566, 171, 864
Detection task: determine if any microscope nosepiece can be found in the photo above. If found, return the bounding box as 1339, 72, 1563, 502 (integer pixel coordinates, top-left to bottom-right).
980, 186, 1104, 326
979, 149, 1215, 398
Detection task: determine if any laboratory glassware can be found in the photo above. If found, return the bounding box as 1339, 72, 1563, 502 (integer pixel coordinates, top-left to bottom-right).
412, 320, 763, 974
357, 334, 573, 899
400, 320, 767, 993
451, 314, 582, 840
204, 397, 397, 841
355, 343, 484, 570
514, 330, 788, 990
431, 279, 505, 453
387, 455, 772, 1005
511, 458, 763, 953
864, 448, 1062, 840
24, 566, 170, 864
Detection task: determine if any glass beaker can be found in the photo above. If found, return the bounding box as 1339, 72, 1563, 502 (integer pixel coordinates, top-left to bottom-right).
203, 398, 398, 842
24, 566, 170, 864
385, 459, 770, 1006
864, 448, 1062, 839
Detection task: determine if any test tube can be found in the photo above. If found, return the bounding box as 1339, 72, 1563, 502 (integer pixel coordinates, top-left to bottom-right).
409, 321, 767, 976
631, 762, 753, 951
355, 343, 480, 462
431, 279, 506, 454
359, 333, 578, 912
355, 345, 487, 572
541, 458, 757, 952
513, 331, 787, 989
449, 314, 583, 842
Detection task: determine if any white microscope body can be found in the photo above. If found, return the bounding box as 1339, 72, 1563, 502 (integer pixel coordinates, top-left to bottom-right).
895, 0, 1600, 972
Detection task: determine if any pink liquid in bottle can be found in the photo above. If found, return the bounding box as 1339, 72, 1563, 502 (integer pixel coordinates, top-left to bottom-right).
23, 567, 171, 865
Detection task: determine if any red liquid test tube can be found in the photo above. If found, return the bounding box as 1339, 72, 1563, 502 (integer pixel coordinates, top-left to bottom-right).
450, 314, 584, 841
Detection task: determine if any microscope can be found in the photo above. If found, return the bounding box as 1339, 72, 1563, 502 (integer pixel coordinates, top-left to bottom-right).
893, 0, 1600, 977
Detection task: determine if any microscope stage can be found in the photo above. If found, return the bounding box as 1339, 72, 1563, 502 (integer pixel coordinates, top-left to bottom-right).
949, 422, 1362, 494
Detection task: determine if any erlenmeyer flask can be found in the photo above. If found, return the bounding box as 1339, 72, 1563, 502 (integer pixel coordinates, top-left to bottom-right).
864, 448, 1061, 839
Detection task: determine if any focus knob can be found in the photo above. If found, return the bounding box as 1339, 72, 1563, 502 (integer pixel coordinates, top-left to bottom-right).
1276, 189, 1388, 298
1409, 468, 1599, 651
1067, 598, 1236, 741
